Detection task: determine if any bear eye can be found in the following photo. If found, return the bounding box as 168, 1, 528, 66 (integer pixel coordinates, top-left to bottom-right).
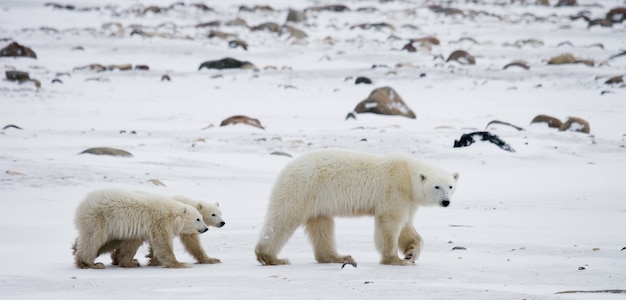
196, 218, 201, 222
211, 213, 216, 217
435, 186, 440, 190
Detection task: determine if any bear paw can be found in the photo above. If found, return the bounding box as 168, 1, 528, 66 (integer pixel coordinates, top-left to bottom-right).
199, 257, 221, 264
78, 261, 106, 269
381, 256, 415, 266
119, 259, 140, 268
257, 254, 290, 266
164, 262, 191, 268
403, 244, 420, 263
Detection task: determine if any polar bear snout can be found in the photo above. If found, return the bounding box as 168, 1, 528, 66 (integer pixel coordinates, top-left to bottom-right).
199, 227, 209, 233
217, 221, 226, 228
440, 200, 450, 207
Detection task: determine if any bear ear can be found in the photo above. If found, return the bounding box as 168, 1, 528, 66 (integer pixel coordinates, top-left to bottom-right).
197, 203, 203, 210
182, 207, 187, 214
452, 172, 460, 181
214, 202, 220, 207
420, 173, 427, 182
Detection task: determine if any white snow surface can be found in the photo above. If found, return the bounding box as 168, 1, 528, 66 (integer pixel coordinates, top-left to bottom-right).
1, 0, 625, 299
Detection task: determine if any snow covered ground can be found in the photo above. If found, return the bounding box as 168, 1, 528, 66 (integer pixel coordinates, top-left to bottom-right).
1, 0, 625, 299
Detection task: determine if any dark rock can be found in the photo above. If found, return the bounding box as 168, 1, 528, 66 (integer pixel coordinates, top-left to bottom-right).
198, 57, 255, 70
0, 42, 37, 58
453, 131, 515, 152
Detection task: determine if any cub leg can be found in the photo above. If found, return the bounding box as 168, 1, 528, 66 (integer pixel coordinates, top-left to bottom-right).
180, 234, 221, 264
398, 224, 423, 263
150, 230, 189, 268
74, 228, 107, 269
305, 215, 356, 266
113, 239, 143, 268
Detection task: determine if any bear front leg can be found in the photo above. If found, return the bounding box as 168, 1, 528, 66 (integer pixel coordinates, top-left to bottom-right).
150, 230, 190, 268
375, 215, 412, 266
305, 216, 356, 266
398, 224, 423, 263
180, 234, 220, 264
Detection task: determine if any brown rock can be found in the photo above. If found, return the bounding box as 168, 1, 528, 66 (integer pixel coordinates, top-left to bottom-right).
530, 114, 563, 129
503, 60, 530, 70
220, 115, 265, 129
547, 53, 576, 65
446, 50, 475, 65
79, 147, 133, 157
0, 42, 37, 58
560, 117, 590, 133
353, 86, 416, 119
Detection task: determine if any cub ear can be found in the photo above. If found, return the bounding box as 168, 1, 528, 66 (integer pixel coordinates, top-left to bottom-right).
420, 173, 427, 182
182, 207, 187, 214
197, 203, 203, 210
214, 202, 220, 207
452, 172, 460, 181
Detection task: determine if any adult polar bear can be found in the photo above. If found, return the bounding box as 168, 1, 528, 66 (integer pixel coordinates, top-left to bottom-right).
255, 148, 459, 266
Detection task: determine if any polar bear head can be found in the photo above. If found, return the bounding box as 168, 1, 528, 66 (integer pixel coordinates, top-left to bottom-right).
419, 171, 459, 207
196, 202, 226, 228
181, 204, 210, 234
172, 197, 226, 228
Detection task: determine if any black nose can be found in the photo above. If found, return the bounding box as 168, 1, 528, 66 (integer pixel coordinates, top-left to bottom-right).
218, 221, 225, 227
200, 228, 209, 233
441, 200, 450, 207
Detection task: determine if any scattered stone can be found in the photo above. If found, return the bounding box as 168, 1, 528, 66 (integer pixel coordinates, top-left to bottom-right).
107, 64, 132, 71
350, 86, 416, 119
609, 50, 626, 60
134, 65, 149, 70
250, 22, 282, 34
452, 246, 467, 251
446, 50, 475, 65
0, 42, 37, 58
607, 7, 626, 23
560, 117, 590, 134
270, 151, 292, 157
3, 124, 23, 130
198, 57, 255, 70
239, 5, 274, 12
161, 74, 171, 81
453, 131, 515, 152
283, 25, 308, 40
355, 77, 372, 84
604, 76, 623, 85
555, 0, 577, 7
228, 40, 248, 51
52, 78, 63, 84
79, 147, 133, 157
5, 170, 26, 176
73, 64, 106, 72
578, 266, 586, 270
305, 5, 350, 12
556, 290, 626, 294
220, 115, 265, 129
5, 70, 30, 82
208, 30, 237, 40
148, 179, 166, 187
530, 114, 563, 129
486, 120, 524, 131
195, 21, 221, 28
547, 53, 593, 66
350, 22, 395, 30
286, 9, 307, 23
503, 60, 530, 70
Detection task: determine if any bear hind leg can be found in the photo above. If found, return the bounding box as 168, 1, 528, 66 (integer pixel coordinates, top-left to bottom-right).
113, 239, 143, 268
73, 229, 108, 269
398, 224, 423, 263
305, 216, 356, 266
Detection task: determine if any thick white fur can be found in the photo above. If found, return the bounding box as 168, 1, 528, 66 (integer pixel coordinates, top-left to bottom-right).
145, 196, 225, 265
255, 148, 459, 266
73, 189, 208, 269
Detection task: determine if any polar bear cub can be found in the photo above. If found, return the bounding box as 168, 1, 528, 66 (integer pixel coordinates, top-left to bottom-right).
255, 148, 459, 266
73, 189, 209, 269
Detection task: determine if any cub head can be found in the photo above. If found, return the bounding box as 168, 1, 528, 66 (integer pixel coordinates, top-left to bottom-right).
172, 196, 226, 228
181, 204, 209, 234
195, 202, 226, 228
420, 172, 459, 207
